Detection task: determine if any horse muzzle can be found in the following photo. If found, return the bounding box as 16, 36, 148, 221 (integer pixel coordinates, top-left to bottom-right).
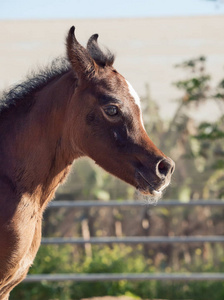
135, 157, 175, 197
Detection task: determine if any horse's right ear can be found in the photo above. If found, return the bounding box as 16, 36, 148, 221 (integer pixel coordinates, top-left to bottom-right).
66, 26, 96, 80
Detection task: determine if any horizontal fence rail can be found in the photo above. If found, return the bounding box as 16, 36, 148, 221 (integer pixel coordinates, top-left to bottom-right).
24, 200, 224, 283
25, 273, 224, 282
42, 235, 224, 245
48, 200, 224, 208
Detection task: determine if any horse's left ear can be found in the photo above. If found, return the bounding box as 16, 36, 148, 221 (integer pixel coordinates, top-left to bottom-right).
66, 26, 96, 80
87, 33, 115, 67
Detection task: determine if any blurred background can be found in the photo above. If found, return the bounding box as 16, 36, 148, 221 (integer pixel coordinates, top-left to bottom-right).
1, 0, 224, 299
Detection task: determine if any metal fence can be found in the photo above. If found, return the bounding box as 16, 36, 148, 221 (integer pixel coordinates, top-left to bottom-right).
25, 200, 224, 282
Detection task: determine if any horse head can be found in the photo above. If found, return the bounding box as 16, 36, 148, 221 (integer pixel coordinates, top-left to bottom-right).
66, 26, 175, 199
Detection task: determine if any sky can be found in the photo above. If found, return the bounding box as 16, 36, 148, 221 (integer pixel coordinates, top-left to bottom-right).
0, 0, 224, 20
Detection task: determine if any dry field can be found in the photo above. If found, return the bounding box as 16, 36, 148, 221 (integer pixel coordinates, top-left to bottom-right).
0, 16, 224, 121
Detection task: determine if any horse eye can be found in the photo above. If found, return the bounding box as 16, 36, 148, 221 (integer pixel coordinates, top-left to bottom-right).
104, 106, 119, 116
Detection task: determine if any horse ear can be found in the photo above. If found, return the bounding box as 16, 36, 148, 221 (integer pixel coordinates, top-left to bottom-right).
66, 26, 96, 79
87, 34, 114, 67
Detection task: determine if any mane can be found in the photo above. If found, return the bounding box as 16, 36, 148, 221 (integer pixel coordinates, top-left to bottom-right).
0, 57, 71, 115
0, 41, 114, 116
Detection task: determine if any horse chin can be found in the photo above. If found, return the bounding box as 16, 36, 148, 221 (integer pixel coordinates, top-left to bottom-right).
136, 187, 163, 205
137, 186, 162, 198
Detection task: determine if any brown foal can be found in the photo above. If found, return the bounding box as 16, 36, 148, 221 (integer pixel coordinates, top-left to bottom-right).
0, 26, 174, 299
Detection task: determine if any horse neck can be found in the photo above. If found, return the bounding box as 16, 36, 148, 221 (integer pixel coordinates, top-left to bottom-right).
2, 70, 79, 208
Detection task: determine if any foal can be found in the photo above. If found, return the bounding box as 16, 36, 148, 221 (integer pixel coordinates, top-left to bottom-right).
0, 26, 174, 299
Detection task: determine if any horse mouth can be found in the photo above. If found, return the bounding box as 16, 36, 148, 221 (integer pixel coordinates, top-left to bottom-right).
136, 171, 164, 198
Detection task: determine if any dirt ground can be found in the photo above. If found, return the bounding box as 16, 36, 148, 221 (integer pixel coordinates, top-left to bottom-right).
81, 298, 136, 300
81, 297, 166, 300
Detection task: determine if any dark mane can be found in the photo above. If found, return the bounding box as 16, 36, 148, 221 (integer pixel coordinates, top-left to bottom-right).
0, 36, 115, 117
0, 57, 71, 115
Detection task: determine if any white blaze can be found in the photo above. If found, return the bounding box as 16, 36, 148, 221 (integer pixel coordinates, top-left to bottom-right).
126, 80, 141, 108
126, 80, 145, 128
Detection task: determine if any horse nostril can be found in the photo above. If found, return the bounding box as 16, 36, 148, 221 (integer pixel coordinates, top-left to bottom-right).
157, 158, 175, 178
170, 165, 175, 175
170, 159, 175, 175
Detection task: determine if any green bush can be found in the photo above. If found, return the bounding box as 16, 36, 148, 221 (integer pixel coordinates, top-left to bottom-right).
11, 245, 224, 300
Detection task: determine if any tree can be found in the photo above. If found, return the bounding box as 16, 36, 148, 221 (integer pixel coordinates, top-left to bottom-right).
173, 56, 224, 199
